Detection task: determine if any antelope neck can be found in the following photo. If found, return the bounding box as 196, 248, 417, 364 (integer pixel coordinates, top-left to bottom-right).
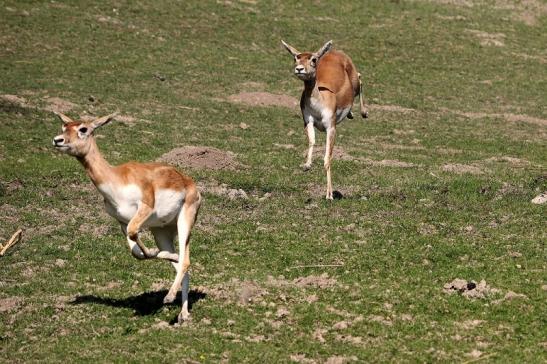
76, 139, 113, 186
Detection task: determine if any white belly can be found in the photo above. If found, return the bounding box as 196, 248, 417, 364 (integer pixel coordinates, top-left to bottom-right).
303, 102, 349, 132
99, 184, 184, 227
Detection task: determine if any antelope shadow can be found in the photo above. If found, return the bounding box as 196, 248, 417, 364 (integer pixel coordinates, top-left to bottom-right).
71, 289, 207, 316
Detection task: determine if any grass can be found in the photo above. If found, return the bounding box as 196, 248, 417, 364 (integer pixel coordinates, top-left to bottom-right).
1, 0, 546, 362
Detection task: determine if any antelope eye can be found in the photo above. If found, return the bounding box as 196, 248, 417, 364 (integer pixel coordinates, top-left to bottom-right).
79, 127, 88, 134
311, 57, 317, 65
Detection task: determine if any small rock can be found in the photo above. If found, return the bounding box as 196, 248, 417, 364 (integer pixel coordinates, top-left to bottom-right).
55, 259, 66, 268
239, 122, 249, 129
531, 192, 547, 204
276, 307, 289, 319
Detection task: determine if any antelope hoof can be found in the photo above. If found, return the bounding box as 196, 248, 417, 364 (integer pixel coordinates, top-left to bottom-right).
326, 193, 334, 200
302, 163, 312, 171
157, 251, 179, 262
163, 293, 176, 304
178, 310, 191, 322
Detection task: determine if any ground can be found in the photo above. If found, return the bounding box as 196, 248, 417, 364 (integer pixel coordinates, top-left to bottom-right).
0, 0, 546, 362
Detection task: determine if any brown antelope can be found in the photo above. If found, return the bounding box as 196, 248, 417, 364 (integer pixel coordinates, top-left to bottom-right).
281, 40, 368, 199
52, 112, 201, 322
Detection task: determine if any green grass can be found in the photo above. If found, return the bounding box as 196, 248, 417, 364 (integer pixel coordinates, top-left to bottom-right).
1, 0, 546, 362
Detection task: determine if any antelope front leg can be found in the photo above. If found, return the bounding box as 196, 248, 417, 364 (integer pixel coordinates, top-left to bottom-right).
126, 204, 159, 259
303, 122, 315, 171
324, 126, 336, 200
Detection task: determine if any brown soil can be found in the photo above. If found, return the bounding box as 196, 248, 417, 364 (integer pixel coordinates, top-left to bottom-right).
0, 94, 28, 107
290, 354, 316, 364
293, 273, 338, 289
325, 356, 358, 364
227, 92, 298, 109
0, 296, 22, 313
43, 97, 76, 113
157, 146, 243, 171
363, 158, 417, 168
443, 279, 501, 299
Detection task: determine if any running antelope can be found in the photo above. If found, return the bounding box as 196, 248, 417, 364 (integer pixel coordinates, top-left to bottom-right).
281, 40, 368, 199
52, 112, 201, 322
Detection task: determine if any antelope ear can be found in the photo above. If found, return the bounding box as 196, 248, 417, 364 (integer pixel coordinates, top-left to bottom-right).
54, 112, 74, 125
316, 40, 333, 59
91, 112, 118, 130
281, 40, 300, 57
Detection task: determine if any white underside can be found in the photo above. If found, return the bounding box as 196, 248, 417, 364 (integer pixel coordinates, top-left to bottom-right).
98, 183, 185, 227
303, 101, 350, 132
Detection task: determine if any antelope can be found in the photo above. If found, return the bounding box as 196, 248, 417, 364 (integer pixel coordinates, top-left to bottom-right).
281, 40, 368, 199
52, 112, 201, 322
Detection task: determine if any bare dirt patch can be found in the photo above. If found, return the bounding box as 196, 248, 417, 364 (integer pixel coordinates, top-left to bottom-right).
227, 92, 298, 109
465, 29, 506, 47
441, 163, 485, 175
0, 296, 22, 313
363, 158, 417, 168
199, 182, 249, 200
157, 146, 244, 171
194, 279, 267, 306
325, 356, 358, 364
43, 97, 77, 113
483, 156, 531, 167
492, 0, 547, 26
443, 279, 501, 299
293, 273, 338, 289
458, 111, 547, 127
369, 104, 417, 113
308, 146, 356, 161
0, 94, 28, 107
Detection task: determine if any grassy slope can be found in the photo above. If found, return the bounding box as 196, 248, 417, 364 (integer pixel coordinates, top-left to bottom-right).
1, 0, 545, 362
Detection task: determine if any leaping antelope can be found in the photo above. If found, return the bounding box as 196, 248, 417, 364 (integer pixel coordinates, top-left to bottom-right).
52, 112, 201, 322
281, 40, 368, 199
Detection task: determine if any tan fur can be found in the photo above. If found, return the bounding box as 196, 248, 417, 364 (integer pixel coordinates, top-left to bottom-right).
282, 40, 368, 199
53, 113, 200, 322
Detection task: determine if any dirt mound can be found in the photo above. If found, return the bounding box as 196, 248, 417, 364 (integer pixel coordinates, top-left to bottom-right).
443, 279, 501, 299
227, 92, 298, 109
157, 146, 243, 171
0, 94, 27, 107
44, 97, 76, 113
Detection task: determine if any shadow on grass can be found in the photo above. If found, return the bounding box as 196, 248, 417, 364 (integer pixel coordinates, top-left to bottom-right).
70, 289, 207, 316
